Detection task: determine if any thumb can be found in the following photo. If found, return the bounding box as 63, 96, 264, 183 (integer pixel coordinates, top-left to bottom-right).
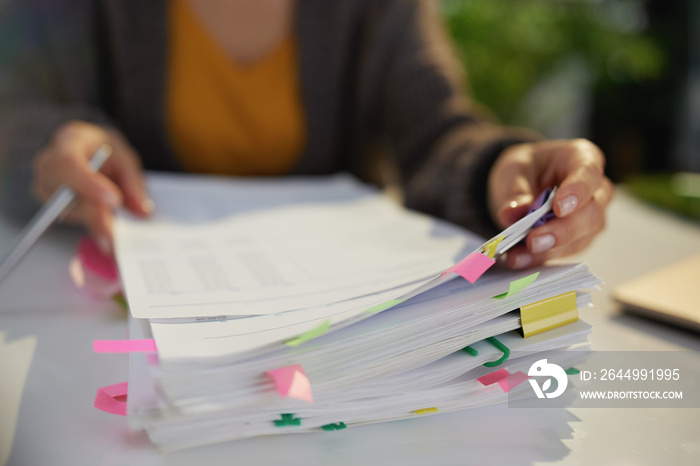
493, 171, 536, 227
108, 149, 153, 217
496, 193, 534, 228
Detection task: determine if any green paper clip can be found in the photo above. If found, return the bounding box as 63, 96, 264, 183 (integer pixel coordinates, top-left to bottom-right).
462, 346, 478, 356
321, 422, 347, 431
483, 337, 510, 367
565, 367, 580, 375
274, 413, 301, 427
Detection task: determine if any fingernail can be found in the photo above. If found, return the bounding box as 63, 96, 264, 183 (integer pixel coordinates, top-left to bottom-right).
531, 234, 556, 253
141, 199, 155, 214
513, 253, 532, 269
557, 195, 578, 217
102, 191, 120, 208
97, 235, 111, 255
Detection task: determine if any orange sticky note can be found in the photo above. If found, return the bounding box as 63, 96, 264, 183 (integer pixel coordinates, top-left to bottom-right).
266, 364, 313, 404
444, 252, 495, 283
94, 382, 128, 416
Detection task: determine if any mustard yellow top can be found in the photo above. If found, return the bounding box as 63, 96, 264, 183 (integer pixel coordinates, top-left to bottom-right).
167, 0, 306, 176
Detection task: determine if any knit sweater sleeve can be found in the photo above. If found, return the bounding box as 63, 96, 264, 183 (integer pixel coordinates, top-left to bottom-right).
364, 0, 541, 238
0, 0, 113, 220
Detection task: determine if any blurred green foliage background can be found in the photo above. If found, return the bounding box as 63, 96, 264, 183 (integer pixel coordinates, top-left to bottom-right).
442, 0, 664, 126
440, 0, 687, 182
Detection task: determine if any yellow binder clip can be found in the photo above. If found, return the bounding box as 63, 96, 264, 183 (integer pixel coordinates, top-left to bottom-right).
520, 291, 578, 337
482, 235, 504, 259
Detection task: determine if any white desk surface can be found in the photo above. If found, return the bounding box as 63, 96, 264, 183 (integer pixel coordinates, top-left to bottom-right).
1, 188, 699, 466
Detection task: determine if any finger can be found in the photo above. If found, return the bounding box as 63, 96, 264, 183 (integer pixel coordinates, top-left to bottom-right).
36, 136, 123, 208
53, 154, 123, 208
552, 140, 606, 218
58, 201, 83, 225
492, 162, 538, 228
506, 235, 594, 269
75, 201, 115, 255
525, 193, 607, 255
32, 148, 66, 201
109, 147, 153, 217
496, 180, 535, 228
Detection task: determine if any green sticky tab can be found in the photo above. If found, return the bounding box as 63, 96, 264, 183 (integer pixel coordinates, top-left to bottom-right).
322, 422, 347, 431
275, 413, 301, 427
111, 293, 127, 310
565, 367, 580, 375
462, 346, 478, 356
285, 320, 330, 347
493, 272, 540, 300
365, 299, 404, 316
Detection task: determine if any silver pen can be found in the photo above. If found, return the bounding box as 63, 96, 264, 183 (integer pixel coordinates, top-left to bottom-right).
0, 144, 112, 284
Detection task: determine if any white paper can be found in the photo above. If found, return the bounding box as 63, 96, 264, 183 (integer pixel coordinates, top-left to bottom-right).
115, 177, 470, 319
0, 332, 37, 466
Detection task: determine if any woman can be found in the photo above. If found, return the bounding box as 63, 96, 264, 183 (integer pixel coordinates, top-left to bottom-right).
0, 0, 613, 269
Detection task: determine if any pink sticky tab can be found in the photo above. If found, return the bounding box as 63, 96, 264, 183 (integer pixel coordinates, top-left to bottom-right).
69, 255, 122, 299
94, 382, 128, 416
77, 236, 119, 281
93, 339, 157, 353
266, 364, 313, 403
146, 353, 160, 365
477, 368, 510, 386
266, 364, 303, 397
497, 371, 529, 393
288, 369, 314, 403
445, 252, 495, 283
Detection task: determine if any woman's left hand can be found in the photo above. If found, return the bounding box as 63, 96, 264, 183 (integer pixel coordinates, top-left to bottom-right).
487, 138, 614, 269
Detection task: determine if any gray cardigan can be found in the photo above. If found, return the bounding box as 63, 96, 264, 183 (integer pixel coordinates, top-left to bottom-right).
0, 0, 538, 237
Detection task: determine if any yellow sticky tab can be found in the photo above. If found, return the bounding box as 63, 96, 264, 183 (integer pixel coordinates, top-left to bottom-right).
483, 235, 504, 259
415, 407, 438, 415
520, 291, 578, 338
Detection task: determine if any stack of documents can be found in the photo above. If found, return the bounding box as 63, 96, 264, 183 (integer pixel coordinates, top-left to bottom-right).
112, 173, 599, 452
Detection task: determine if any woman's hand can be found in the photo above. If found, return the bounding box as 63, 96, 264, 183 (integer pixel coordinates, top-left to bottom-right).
32, 120, 153, 253
488, 139, 614, 269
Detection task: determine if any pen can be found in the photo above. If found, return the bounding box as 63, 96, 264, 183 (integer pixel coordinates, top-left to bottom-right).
0, 144, 112, 284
